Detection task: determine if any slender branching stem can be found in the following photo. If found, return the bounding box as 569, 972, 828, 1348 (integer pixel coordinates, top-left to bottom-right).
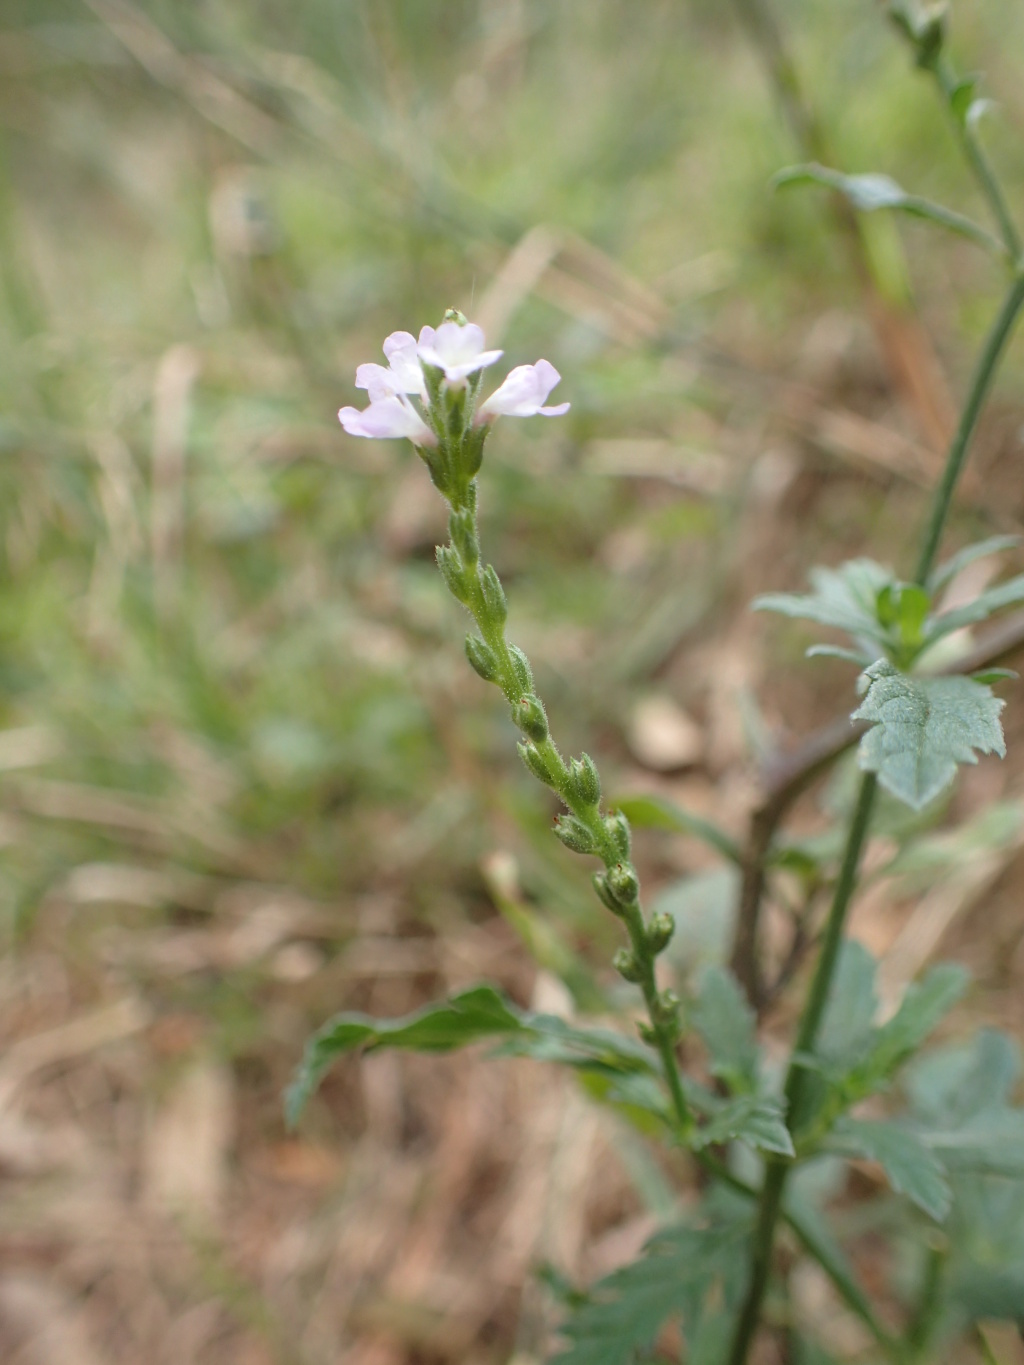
932, 55, 1022, 262
728, 225, 1024, 1364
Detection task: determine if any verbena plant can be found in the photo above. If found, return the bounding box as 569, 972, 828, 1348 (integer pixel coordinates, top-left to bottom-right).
289, 7, 1024, 1361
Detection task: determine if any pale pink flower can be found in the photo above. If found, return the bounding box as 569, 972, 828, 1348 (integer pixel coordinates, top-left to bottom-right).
338, 396, 436, 445
417, 321, 503, 384
478, 360, 570, 421
355, 330, 426, 400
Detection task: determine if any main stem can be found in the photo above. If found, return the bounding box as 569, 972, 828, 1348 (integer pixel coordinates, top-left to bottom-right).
730, 265, 1024, 1364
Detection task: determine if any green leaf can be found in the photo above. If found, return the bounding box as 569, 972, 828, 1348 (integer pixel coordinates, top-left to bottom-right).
286, 985, 530, 1124
551, 1216, 751, 1365
852, 962, 969, 1089
753, 558, 892, 651
926, 534, 1020, 594
691, 1094, 795, 1158
923, 571, 1024, 642
616, 794, 742, 864
950, 1263, 1024, 1322
693, 966, 759, 1091
853, 661, 1005, 809
817, 940, 879, 1067
773, 163, 1005, 255
287, 987, 659, 1127
806, 644, 874, 666
907, 1028, 1021, 1126
828, 1116, 952, 1220
924, 1110, 1024, 1177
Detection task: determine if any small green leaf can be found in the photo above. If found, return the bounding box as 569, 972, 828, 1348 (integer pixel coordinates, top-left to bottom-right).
693, 966, 759, 1091
853, 962, 969, 1088
286, 985, 529, 1124
950, 1263, 1024, 1322
923, 571, 1024, 642
949, 75, 979, 126
926, 533, 1020, 594
773, 163, 1004, 255
924, 1109, 1024, 1177
691, 1094, 795, 1158
753, 559, 892, 651
616, 794, 742, 864
853, 661, 1005, 809
806, 644, 873, 665
829, 1116, 952, 1220
817, 940, 879, 1066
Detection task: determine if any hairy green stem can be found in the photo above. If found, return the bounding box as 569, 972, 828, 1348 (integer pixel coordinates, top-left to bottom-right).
444, 476, 692, 1132
914, 270, 1024, 585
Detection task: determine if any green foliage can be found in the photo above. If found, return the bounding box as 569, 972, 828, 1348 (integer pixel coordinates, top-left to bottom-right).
853, 661, 1005, 809
551, 1207, 752, 1365
827, 1116, 952, 1220
616, 794, 742, 864
693, 966, 760, 1092
774, 164, 1004, 255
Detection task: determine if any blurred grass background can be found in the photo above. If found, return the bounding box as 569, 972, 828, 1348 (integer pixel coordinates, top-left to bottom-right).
2, 2, 1024, 1362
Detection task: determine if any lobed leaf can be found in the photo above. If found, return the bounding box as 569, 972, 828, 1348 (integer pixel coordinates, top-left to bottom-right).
693, 965, 760, 1091
828, 1116, 952, 1220
551, 1214, 751, 1365
691, 1094, 795, 1158
923, 571, 1024, 643
753, 558, 892, 651
853, 660, 1005, 809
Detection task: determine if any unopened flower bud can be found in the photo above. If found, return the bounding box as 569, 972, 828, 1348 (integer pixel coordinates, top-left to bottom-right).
613, 947, 644, 983
607, 862, 639, 906
518, 741, 554, 785
436, 544, 470, 603
479, 564, 507, 626
654, 989, 681, 1040
553, 813, 596, 855
568, 753, 601, 808
592, 871, 625, 915
462, 423, 487, 479
507, 644, 533, 693
605, 811, 632, 861
449, 509, 479, 564
646, 912, 675, 955
515, 693, 548, 742
465, 634, 499, 682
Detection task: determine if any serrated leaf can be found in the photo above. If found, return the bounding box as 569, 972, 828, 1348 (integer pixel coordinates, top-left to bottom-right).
773, 163, 1004, 254
853, 660, 1005, 809
907, 1028, 1021, 1126
817, 940, 879, 1067
692, 1094, 795, 1157
923, 571, 1024, 642
693, 966, 759, 1091
753, 558, 892, 651
616, 794, 742, 864
829, 1116, 952, 1220
287, 987, 658, 1126
551, 1216, 751, 1365
854, 962, 969, 1087
926, 534, 1020, 594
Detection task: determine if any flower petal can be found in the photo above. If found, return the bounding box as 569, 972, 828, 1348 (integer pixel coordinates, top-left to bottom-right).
355, 363, 400, 401
381, 331, 425, 394
417, 320, 503, 381
479, 359, 569, 420
339, 397, 436, 445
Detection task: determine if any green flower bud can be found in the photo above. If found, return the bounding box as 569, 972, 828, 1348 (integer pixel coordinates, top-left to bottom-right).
592, 871, 626, 915
518, 741, 554, 785
605, 811, 632, 861
654, 989, 681, 1040
553, 813, 597, 855
515, 693, 548, 743
436, 544, 470, 603
568, 753, 601, 808
607, 862, 639, 906
479, 564, 507, 626
449, 509, 479, 565
613, 947, 644, 984
465, 634, 499, 682
443, 307, 468, 325
646, 911, 675, 955
507, 644, 533, 693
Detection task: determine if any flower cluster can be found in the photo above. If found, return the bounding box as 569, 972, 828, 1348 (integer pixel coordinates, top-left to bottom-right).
338, 317, 569, 448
